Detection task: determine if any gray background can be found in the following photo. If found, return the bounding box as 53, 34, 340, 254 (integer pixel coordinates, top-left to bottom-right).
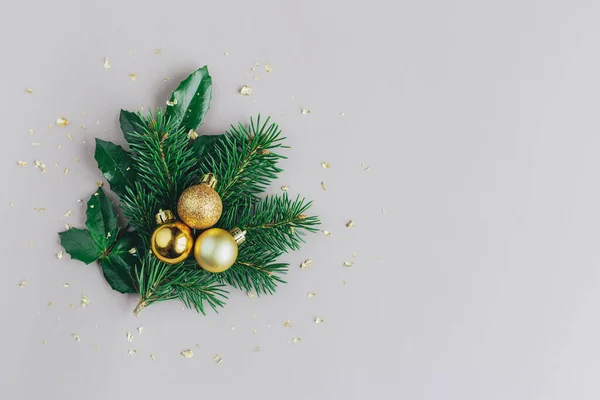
1, 0, 600, 399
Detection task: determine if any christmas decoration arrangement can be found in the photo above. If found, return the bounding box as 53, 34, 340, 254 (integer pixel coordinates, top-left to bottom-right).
58, 66, 319, 316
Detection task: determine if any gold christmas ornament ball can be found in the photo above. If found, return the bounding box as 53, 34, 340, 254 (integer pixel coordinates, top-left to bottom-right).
150, 210, 194, 264
177, 173, 222, 230
194, 228, 246, 273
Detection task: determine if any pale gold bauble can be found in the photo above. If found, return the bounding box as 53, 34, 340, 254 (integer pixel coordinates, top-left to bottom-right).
150, 210, 194, 264
177, 173, 222, 230
194, 228, 246, 273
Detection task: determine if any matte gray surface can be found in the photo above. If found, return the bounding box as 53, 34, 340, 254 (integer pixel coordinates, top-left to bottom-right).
2, 0, 600, 399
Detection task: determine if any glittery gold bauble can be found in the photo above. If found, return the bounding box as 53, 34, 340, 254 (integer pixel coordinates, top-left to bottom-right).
150, 210, 194, 264
177, 173, 222, 230
194, 227, 246, 273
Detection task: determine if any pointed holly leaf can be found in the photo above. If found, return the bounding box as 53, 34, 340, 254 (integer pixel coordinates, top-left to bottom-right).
86, 187, 119, 251
59, 228, 102, 264
99, 231, 140, 293
119, 110, 146, 144
94, 139, 136, 196
191, 134, 222, 159
165, 66, 212, 132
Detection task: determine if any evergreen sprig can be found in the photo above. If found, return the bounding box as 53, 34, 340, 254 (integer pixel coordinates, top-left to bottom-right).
58, 66, 319, 316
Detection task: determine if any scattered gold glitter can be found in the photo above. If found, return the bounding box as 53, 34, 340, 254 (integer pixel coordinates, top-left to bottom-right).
73, 333, 80, 342
66, 133, 73, 140
344, 261, 354, 267
164, 77, 171, 82
321, 182, 327, 190
31, 142, 40, 147
252, 329, 257, 333
56, 117, 69, 127
155, 48, 162, 55
27, 88, 33, 94
150, 354, 156, 360
307, 292, 316, 298
240, 85, 252, 96
103, 57, 111, 70
64, 210, 72, 218
292, 338, 302, 343
128, 247, 137, 255
253, 346, 260, 352
247, 292, 255, 299
166, 99, 177, 106
56, 251, 63, 260
17, 161, 26, 167
43, 341, 47, 345
34, 160, 46, 172
81, 295, 90, 308
321, 162, 331, 169
315, 317, 324, 324
213, 354, 222, 364
65, 223, 72, 229
129, 73, 137, 81
265, 63, 272, 73
126, 332, 133, 342
180, 350, 193, 359
64, 168, 69, 175
34, 208, 46, 212
97, 181, 103, 187
300, 259, 313, 269
346, 220, 355, 228
94, 345, 100, 351
353, 253, 357, 258
301, 108, 311, 115
340, 112, 345, 116
361, 163, 370, 171
323, 230, 331, 236
283, 320, 292, 328
187, 129, 199, 140
70, 304, 75, 308
57, 145, 61, 149
28, 129, 35, 134
63, 283, 69, 288
280, 185, 289, 192
128, 349, 137, 356
137, 326, 144, 334
224, 52, 229, 56
19, 280, 27, 288
48, 302, 53, 308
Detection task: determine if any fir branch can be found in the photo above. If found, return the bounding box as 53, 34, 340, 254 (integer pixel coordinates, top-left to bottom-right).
200, 115, 287, 208
119, 182, 159, 244
134, 254, 228, 316
216, 249, 288, 295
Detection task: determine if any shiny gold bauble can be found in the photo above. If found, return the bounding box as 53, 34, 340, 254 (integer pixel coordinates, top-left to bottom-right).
177, 173, 222, 230
194, 228, 246, 273
150, 210, 194, 264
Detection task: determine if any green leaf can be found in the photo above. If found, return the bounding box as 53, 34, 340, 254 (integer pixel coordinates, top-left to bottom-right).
86, 187, 119, 251
99, 232, 140, 293
59, 228, 102, 264
191, 134, 222, 159
119, 110, 146, 144
165, 66, 212, 132
94, 139, 136, 196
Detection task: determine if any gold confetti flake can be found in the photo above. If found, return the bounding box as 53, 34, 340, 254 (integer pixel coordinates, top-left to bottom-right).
188, 129, 199, 140
252, 76, 259, 80
73, 333, 80, 342
137, 326, 144, 334
281, 185, 289, 191
128, 349, 138, 356
126, 332, 133, 343
64, 168, 69, 175
155, 48, 162, 55
180, 350, 193, 359
301, 108, 311, 115
27, 88, 33, 94
213, 354, 222, 364
315, 317, 324, 324
48, 302, 54, 308
66, 133, 73, 141
340, 112, 345, 116
31, 142, 41, 147
64, 210, 72, 218
74, 157, 80, 163
63, 283, 70, 288
163, 77, 171, 82
56, 251, 63, 260
346, 220, 355, 228
307, 292, 316, 298
34, 160, 46, 172
34, 207, 46, 212
300, 259, 313, 269
166, 98, 177, 106
128, 247, 137, 255
224, 52, 229, 56
283, 320, 292, 328
96, 181, 104, 187
361, 163, 370, 171
47, 124, 52, 130
94, 345, 100, 351
28, 129, 35, 134
17, 161, 26, 167
253, 346, 260, 352
70, 304, 75, 308
342, 280, 346, 285
56, 117, 69, 127
321, 162, 331, 169
292, 337, 302, 343
247, 292, 255, 299
265, 63, 273, 73
103, 57, 111, 70
343, 261, 354, 267
323, 230, 331, 236
81, 295, 90, 308
43, 341, 47, 345
240, 85, 252, 96
321, 182, 327, 190
129, 73, 137, 81
150, 354, 156, 360
18, 280, 27, 288
65, 223, 72, 230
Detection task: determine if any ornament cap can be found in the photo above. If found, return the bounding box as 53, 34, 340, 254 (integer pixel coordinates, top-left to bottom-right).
155, 209, 175, 225
201, 173, 217, 189
230, 227, 247, 245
